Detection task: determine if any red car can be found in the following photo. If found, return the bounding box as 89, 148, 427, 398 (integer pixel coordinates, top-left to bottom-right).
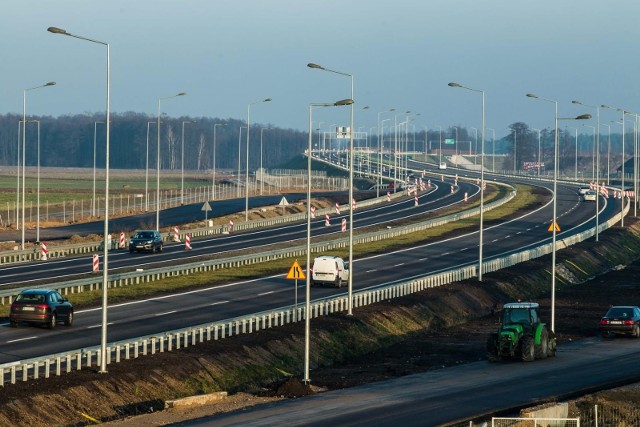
599, 306, 640, 338
10, 289, 74, 329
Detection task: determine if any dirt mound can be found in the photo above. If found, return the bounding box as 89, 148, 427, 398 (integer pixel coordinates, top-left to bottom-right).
275, 377, 315, 398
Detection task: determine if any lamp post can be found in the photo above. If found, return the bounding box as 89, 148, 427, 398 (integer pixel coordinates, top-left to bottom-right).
486, 128, 496, 172
377, 109, 395, 197
308, 62, 356, 316
93, 121, 105, 216
600, 123, 611, 184
305, 98, 353, 385
48, 26, 109, 373
583, 124, 596, 181
453, 126, 458, 167
31, 120, 42, 242
511, 127, 517, 173
145, 121, 155, 211
181, 120, 194, 205
21, 81, 55, 250
212, 123, 226, 200
156, 92, 186, 230
448, 82, 486, 281
602, 105, 627, 227
436, 125, 443, 164
567, 127, 578, 180
245, 98, 272, 220
260, 127, 271, 195
393, 111, 411, 190
527, 92, 591, 333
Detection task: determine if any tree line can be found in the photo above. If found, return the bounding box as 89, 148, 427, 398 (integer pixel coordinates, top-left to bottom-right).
0, 113, 627, 173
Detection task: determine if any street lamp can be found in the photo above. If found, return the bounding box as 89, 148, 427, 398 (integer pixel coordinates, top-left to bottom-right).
305, 98, 354, 385
583, 124, 596, 181
527, 92, 591, 333
486, 128, 496, 172
48, 25, 109, 373
21, 81, 55, 250
377, 109, 395, 197
448, 82, 486, 281
245, 98, 272, 221
602, 104, 627, 227
93, 121, 105, 216
511, 127, 517, 173
260, 127, 272, 195
156, 92, 186, 230
600, 123, 611, 185
307, 62, 356, 316
181, 120, 194, 205
567, 127, 578, 180
31, 120, 42, 242
212, 123, 227, 200
145, 121, 155, 211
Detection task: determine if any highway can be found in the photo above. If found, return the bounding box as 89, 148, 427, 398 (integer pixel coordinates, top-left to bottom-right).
0, 174, 619, 365
197, 337, 640, 426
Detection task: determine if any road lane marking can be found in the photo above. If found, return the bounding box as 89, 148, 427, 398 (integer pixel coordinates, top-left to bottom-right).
258, 291, 274, 296
210, 301, 229, 306
87, 322, 114, 329
394, 263, 405, 267
155, 310, 177, 316
7, 336, 38, 343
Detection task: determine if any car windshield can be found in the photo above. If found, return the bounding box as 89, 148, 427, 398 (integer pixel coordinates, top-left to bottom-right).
16, 293, 45, 303
606, 307, 634, 318
135, 232, 153, 239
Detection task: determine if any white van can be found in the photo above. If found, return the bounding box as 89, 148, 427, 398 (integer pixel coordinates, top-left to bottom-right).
311, 256, 349, 288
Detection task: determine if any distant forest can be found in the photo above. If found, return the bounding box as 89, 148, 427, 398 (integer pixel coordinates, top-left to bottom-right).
0, 113, 628, 172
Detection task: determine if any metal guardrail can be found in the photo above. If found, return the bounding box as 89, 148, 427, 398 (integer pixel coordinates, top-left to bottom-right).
0, 188, 628, 386
0, 182, 514, 304
0, 190, 408, 265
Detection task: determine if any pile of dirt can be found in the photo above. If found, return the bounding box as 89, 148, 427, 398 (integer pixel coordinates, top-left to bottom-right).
274, 377, 315, 398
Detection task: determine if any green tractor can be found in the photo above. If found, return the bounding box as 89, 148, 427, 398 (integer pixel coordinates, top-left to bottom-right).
487, 302, 556, 362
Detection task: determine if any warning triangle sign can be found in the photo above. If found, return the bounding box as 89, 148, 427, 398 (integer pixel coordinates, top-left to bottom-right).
547, 221, 561, 232
286, 260, 306, 280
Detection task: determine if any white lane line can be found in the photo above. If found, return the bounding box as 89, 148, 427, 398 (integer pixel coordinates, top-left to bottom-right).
394, 263, 405, 267
155, 310, 177, 316
7, 336, 38, 344
366, 269, 378, 273
87, 322, 114, 329
210, 301, 229, 306
418, 258, 428, 261
258, 291, 274, 296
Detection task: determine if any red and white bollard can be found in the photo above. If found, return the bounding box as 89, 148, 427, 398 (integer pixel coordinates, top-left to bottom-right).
40, 242, 48, 261
119, 232, 125, 249
341, 218, 347, 232
335, 203, 341, 214
173, 226, 180, 242
185, 234, 191, 250
414, 195, 419, 207
386, 192, 391, 202
92, 254, 99, 272
351, 199, 356, 211
325, 214, 330, 226
229, 219, 234, 232
451, 185, 455, 194
464, 192, 468, 202
310, 206, 316, 218
428, 179, 431, 187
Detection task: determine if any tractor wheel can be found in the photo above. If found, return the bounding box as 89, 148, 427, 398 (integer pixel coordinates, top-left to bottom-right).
535, 328, 549, 359
486, 335, 500, 362
521, 335, 535, 362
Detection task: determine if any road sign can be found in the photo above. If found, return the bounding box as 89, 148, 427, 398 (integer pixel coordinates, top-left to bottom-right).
444, 138, 455, 145
202, 201, 212, 221
548, 221, 561, 232
286, 260, 306, 280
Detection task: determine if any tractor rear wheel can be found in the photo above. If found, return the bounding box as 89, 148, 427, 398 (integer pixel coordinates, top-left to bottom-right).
535, 328, 549, 359
521, 335, 535, 362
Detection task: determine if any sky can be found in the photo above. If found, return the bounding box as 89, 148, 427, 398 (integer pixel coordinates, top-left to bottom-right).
2, 0, 640, 140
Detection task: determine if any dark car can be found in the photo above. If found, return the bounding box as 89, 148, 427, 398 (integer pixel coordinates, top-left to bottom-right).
128, 230, 163, 253
10, 289, 73, 329
599, 306, 640, 338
